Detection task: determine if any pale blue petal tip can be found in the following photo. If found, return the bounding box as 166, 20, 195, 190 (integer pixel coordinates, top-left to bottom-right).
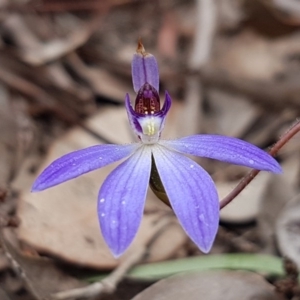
31, 182, 42, 193
112, 249, 124, 259
270, 161, 282, 174
31, 176, 53, 192
199, 244, 211, 254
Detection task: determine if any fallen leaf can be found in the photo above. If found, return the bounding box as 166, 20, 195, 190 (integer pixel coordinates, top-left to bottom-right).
132, 270, 283, 300
218, 172, 273, 223
2, 228, 86, 299
0, 83, 17, 188
207, 88, 258, 137
257, 156, 297, 253
276, 194, 300, 269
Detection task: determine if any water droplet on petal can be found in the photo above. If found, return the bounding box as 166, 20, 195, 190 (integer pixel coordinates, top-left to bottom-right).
121, 200, 126, 205
100, 198, 105, 203
249, 159, 254, 165
99, 157, 102, 160
190, 164, 194, 168
198, 214, 208, 226
101, 213, 105, 217
111, 219, 119, 229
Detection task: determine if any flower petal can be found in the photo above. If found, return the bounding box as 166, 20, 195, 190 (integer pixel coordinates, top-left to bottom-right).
157, 91, 172, 119
98, 146, 151, 257
162, 135, 282, 173
132, 51, 159, 93
152, 145, 219, 253
125, 93, 143, 136
32, 144, 138, 192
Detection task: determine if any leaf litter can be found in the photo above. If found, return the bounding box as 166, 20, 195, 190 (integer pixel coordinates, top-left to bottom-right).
0, 0, 299, 299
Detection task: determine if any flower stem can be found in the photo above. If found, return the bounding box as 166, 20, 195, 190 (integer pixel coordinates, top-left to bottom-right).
220, 119, 300, 209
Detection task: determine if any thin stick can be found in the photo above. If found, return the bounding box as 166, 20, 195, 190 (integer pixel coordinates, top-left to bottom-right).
0, 188, 44, 300
220, 119, 300, 209
53, 247, 145, 299
0, 228, 45, 300
53, 217, 173, 300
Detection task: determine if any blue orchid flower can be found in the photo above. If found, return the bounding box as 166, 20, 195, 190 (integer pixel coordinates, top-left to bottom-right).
32, 42, 282, 257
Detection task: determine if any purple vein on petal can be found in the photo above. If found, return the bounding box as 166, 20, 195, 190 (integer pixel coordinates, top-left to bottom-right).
161, 135, 282, 173
152, 145, 219, 253
32, 144, 139, 192
98, 146, 152, 257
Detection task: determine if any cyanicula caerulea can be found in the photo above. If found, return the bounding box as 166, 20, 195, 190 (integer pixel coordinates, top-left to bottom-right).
32, 42, 282, 257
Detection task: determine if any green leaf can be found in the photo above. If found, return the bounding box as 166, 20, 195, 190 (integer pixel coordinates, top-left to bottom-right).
128, 254, 284, 280
87, 254, 284, 282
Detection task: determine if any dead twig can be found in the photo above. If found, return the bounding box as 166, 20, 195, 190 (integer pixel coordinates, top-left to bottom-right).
220, 119, 300, 209
0, 189, 45, 300
261, 0, 300, 25
201, 67, 300, 111
32, 0, 133, 12
53, 248, 145, 300
19, 17, 103, 66
0, 188, 7, 202
0, 230, 47, 300
52, 217, 173, 300
0, 61, 110, 143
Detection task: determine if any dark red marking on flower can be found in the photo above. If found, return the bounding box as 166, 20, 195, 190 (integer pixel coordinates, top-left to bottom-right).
135, 83, 160, 115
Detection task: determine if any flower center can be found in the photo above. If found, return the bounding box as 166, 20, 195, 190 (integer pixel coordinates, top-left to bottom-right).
135, 83, 160, 115
134, 83, 162, 144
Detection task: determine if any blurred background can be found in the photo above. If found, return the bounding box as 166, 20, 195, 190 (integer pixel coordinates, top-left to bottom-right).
1, 0, 300, 299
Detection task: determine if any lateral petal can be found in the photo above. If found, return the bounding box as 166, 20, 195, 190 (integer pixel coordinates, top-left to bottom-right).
162, 135, 282, 173
98, 146, 151, 257
153, 146, 219, 253
32, 144, 138, 192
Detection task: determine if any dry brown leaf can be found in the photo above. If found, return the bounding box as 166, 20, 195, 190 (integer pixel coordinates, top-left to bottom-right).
2, 228, 86, 299
67, 53, 129, 102
18, 17, 102, 66
0, 288, 11, 300
212, 31, 285, 81
0, 84, 17, 188
257, 170, 296, 253
218, 172, 274, 223
276, 194, 300, 269
260, 0, 300, 25
207, 88, 258, 137
132, 270, 283, 300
